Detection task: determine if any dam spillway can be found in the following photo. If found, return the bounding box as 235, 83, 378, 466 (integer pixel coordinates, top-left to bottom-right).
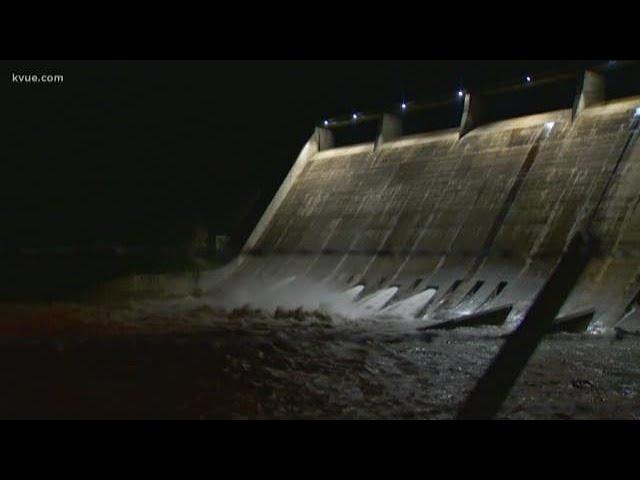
220, 66, 640, 331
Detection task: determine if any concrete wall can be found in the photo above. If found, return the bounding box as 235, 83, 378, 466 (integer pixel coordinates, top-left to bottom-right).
228, 75, 640, 329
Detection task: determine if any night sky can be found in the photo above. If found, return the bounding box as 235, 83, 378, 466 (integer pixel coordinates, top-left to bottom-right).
1, 60, 601, 250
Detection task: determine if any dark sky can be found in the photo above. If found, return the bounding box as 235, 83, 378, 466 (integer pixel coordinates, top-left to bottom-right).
1, 60, 601, 248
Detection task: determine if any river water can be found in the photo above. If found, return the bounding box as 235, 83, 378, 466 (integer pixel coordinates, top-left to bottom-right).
1, 298, 639, 419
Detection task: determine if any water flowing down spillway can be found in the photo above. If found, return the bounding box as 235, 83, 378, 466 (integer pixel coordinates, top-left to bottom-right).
225, 93, 640, 332
381, 288, 438, 319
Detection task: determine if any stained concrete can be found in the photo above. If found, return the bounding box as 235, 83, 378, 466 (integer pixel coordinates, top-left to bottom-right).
222, 72, 640, 331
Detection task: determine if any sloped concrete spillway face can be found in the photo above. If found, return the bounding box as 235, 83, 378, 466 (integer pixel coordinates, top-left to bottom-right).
224, 73, 640, 330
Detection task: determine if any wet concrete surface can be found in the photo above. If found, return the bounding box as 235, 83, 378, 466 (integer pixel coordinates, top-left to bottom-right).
1, 299, 640, 419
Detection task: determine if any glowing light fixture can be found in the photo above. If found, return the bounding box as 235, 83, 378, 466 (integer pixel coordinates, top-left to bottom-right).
352, 113, 358, 120
401, 102, 407, 110
323, 120, 329, 126
457, 90, 464, 98
525, 75, 532, 83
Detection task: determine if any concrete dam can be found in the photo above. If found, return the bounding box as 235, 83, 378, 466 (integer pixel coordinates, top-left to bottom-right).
216, 65, 640, 332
